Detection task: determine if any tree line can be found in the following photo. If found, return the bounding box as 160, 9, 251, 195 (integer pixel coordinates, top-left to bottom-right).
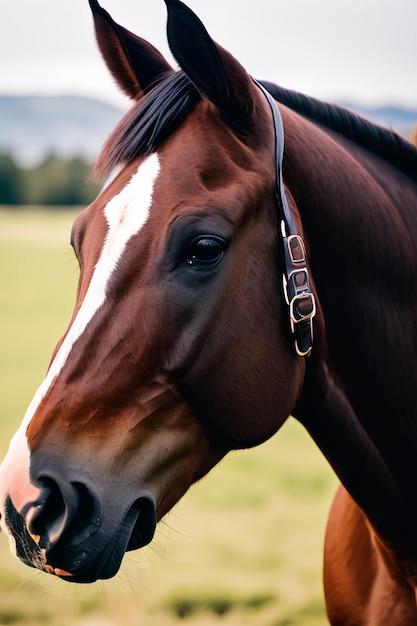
0, 152, 100, 206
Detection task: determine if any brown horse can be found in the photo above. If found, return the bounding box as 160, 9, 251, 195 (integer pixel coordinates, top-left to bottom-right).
1, 1, 417, 623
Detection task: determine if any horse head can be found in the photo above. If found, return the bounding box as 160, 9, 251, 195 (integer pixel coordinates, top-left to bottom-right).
0, 0, 308, 582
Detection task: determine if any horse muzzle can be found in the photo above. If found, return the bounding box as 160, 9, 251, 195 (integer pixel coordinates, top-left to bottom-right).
1, 459, 157, 583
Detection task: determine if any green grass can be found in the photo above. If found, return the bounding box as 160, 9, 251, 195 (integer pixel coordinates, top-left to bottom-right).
0, 207, 338, 625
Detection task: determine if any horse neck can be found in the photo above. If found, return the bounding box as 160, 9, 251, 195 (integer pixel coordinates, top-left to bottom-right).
281, 108, 417, 559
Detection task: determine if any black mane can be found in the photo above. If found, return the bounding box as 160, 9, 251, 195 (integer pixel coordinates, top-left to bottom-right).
96, 70, 417, 182
261, 80, 417, 182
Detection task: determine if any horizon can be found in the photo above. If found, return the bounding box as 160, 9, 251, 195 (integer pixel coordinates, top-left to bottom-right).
2, 91, 417, 116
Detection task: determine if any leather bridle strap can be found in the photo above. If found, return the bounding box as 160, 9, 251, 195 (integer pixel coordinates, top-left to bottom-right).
253, 79, 316, 357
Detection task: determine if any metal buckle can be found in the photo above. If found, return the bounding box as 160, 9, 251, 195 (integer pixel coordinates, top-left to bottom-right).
287, 235, 306, 265
290, 293, 316, 327
289, 293, 316, 357
288, 268, 309, 294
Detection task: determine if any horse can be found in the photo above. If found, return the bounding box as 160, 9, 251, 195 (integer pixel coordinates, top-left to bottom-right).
1, 0, 417, 623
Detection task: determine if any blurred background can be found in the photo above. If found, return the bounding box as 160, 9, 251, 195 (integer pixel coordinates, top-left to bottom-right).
0, 1, 416, 624
1, 0, 417, 205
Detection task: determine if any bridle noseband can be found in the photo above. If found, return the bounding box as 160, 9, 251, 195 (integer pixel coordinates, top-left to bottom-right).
254, 80, 316, 357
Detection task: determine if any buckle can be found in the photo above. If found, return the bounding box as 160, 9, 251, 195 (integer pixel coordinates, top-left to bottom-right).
290, 293, 316, 325
287, 235, 306, 265
288, 268, 309, 293
283, 232, 316, 358
289, 293, 316, 357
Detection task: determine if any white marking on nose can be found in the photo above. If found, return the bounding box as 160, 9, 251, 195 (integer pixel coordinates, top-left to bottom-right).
0, 154, 160, 535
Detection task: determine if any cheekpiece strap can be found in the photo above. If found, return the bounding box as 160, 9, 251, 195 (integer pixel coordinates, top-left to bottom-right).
253, 79, 316, 357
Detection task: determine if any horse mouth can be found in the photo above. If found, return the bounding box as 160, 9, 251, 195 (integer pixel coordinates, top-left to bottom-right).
5, 495, 156, 583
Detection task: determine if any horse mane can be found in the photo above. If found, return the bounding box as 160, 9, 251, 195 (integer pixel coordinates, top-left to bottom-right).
260, 80, 417, 182
95, 70, 417, 183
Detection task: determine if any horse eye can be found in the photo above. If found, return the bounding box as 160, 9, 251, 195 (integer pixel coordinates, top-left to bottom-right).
186, 236, 227, 267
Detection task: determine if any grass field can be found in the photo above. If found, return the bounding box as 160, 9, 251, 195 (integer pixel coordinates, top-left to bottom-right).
0, 208, 338, 626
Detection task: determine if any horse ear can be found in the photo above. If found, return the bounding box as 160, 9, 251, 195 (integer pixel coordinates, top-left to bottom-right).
88, 0, 173, 100
163, 0, 255, 131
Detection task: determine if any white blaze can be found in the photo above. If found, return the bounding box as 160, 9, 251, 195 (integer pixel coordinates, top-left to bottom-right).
0, 154, 161, 535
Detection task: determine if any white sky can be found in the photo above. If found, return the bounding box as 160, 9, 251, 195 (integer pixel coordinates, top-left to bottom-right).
1, 0, 416, 110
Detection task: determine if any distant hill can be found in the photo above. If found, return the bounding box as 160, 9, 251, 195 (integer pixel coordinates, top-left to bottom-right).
0, 95, 416, 166
0, 95, 125, 166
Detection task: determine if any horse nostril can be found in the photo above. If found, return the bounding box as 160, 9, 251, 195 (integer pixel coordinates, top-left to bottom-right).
126, 494, 157, 551
26, 479, 67, 548
25, 478, 101, 550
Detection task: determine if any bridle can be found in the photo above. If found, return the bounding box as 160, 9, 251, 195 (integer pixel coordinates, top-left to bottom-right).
254, 79, 316, 357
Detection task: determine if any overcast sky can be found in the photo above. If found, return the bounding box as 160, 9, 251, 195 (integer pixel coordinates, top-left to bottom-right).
1, 0, 416, 110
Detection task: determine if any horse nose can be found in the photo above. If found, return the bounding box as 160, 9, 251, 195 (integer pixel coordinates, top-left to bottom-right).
25, 476, 101, 550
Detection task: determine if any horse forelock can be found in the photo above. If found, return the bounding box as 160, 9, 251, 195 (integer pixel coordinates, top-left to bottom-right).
95, 71, 200, 181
